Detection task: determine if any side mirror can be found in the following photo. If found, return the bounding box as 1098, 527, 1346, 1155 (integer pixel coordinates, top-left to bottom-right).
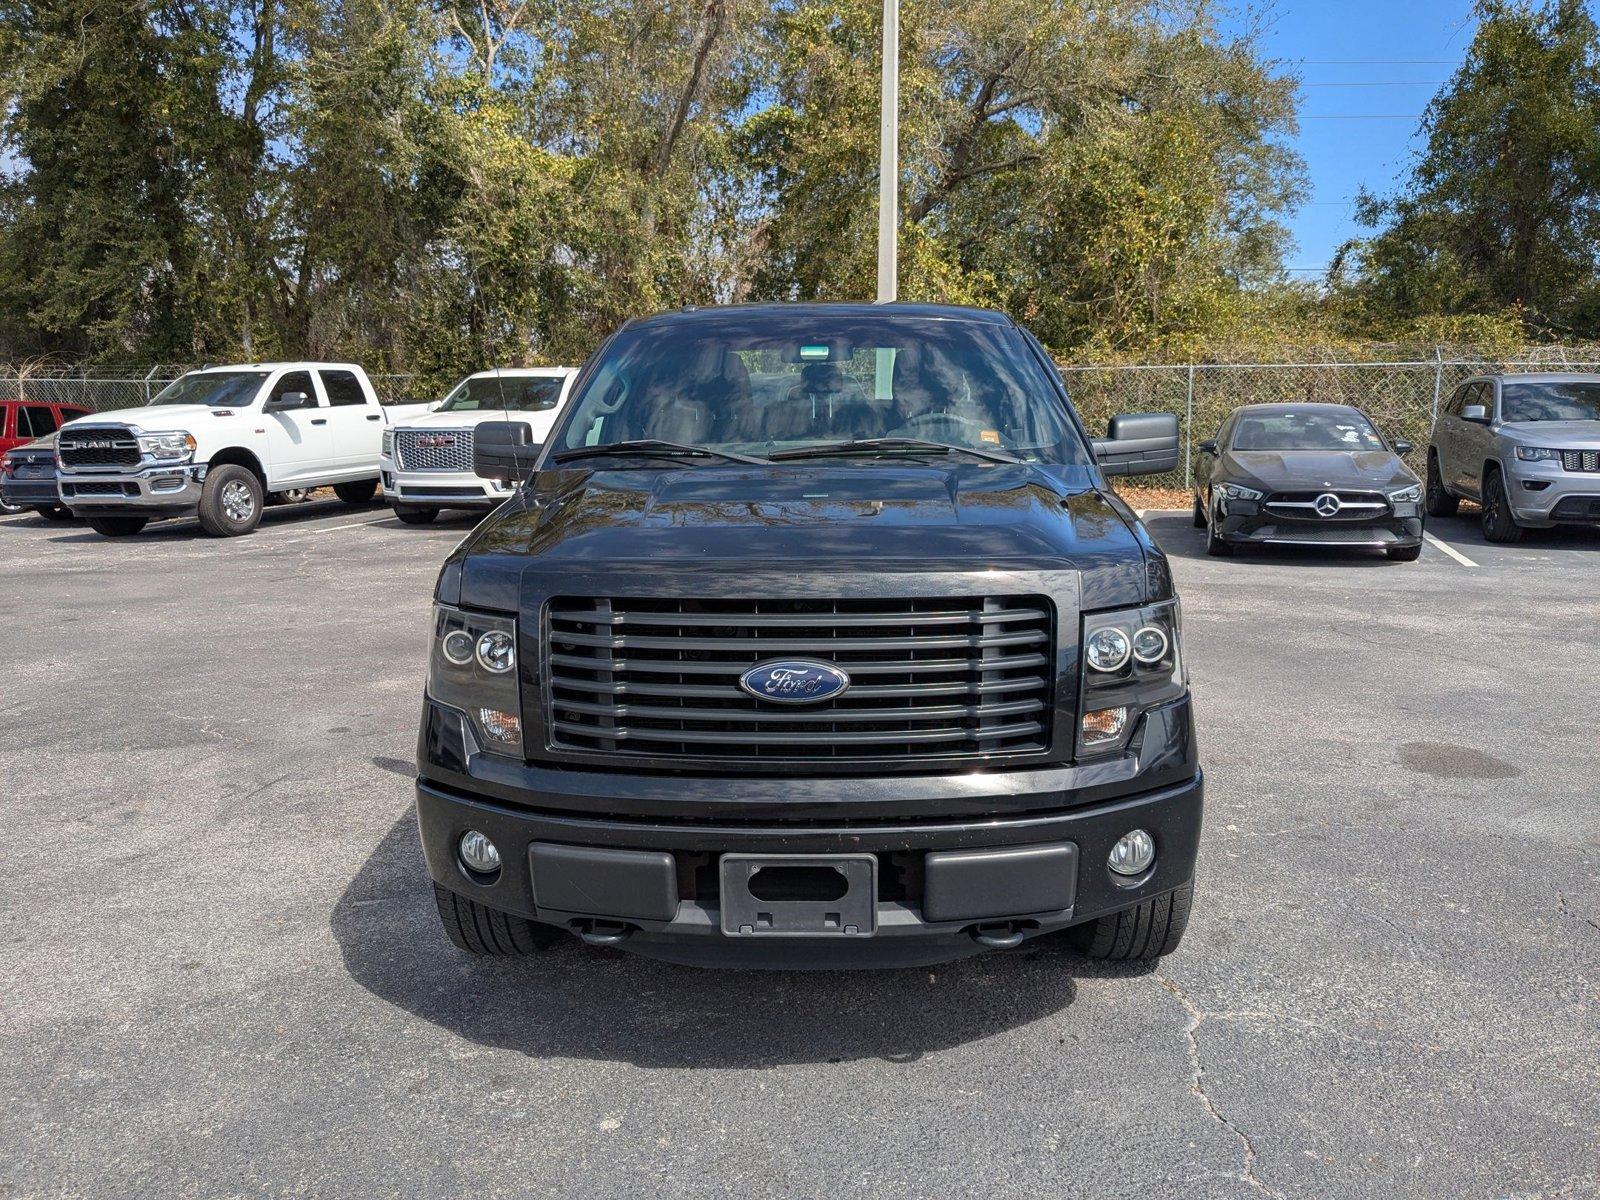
263, 392, 310, 413
1092, 412, 1180, 477
1392, 438, 1413, 456
1198, 439, 1218, 456
473, 420, 541, 481
1460, 404, 1489, 423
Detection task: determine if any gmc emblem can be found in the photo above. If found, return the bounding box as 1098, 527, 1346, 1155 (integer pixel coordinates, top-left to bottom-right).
416, 435, 456, 448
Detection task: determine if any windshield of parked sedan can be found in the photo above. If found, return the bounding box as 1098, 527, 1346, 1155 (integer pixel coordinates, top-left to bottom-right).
150, 371, 269, 407
555, 314, 1086, 464
1501, 381, 1600, 422
438, 375, 566, 412
1231, 410, 1385, 452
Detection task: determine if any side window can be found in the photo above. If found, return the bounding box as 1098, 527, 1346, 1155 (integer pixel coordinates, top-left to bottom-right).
1445, 384, 1470, 416
270, 370, 318, 408
0, 405, 11, 437
320, 369, 368, 408
20, 406, 58, 437
61, 406, 90, 423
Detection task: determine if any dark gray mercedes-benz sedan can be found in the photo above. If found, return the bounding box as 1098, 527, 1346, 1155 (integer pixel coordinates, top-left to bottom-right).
1192, 402, 1424, 560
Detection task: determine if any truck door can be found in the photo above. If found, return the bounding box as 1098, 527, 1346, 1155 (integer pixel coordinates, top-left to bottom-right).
315, 368, 381, 475
260, 369, 332, 484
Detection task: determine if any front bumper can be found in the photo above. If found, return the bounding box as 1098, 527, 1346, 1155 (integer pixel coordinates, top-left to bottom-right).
1, 474, 61, 507
381, 461, 511, 510
1215, 498, 1423, 549
417, 696, 1202, 968
58, 462, 205, 516
1504, 459, 1600, 526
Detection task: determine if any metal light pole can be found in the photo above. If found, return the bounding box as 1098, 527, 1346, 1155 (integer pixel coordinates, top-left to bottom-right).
875, 0, 899, 303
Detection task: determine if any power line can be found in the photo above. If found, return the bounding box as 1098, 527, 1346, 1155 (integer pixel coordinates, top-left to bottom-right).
1301, 114, 1424, 120
1300, 81, 1445, 87
1290, 58, 1455, 64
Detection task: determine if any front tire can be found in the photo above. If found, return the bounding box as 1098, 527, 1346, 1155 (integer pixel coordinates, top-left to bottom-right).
1480, 467, 1524, 543
1386, 543, 1423, 562
432, 884, 565, 955
1069, 880, 1193, 961
333, 479, 379, 505
87, 516, 148, 538
198, 464, 264, 537
1204, 502, 1234, 557
392, 504, 439, 525
31, 505, 72, 521
1191, 495, 1206, 528
1425, 452, 1458, 517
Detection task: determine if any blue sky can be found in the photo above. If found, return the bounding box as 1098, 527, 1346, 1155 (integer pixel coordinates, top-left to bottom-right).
1230, 0, 1481, 276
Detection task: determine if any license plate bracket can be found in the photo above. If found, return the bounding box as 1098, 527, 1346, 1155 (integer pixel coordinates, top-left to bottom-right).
719, 853, 878, 938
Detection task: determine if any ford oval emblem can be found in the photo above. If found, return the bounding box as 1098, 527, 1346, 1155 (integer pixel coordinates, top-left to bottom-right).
738, 660, 850, 704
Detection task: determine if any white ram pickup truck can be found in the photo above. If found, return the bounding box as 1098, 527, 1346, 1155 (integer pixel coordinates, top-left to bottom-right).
57, 362, 431, 538
380, 367, 576, 524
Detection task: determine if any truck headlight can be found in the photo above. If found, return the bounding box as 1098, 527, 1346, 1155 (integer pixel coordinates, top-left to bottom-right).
1386, 484, 1422, 502
137, 432, 196, 462
1079, 600, 1185, 758
382, 429, 395, 458
429, 603, 522, 756
1514, 446, 1559, 462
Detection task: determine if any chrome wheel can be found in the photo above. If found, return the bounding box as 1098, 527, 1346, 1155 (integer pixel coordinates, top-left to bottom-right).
221, 479, 255, 523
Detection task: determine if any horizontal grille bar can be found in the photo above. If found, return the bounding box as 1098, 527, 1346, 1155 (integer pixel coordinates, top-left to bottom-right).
544, 595, 1056, 764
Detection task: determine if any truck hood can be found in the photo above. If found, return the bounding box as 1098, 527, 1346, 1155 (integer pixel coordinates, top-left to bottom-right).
61, 404, 227, 431
1221, 448, 1418, 492
439, 462, 1157, 612
1498, 419, 1600, 447
393, 408, 561, 431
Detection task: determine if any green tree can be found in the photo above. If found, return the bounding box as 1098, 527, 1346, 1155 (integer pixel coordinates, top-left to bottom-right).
1335, 0, 1600, 339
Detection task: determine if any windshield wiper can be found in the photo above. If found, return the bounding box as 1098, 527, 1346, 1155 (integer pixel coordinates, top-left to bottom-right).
769, 437, 1023, 465
551, 439, 769, 465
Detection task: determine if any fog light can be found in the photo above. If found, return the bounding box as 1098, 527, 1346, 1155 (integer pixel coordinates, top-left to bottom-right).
1108, 829, 1155, 876
478, 707, 522, 747
459, 829, 501, 875
1081, 705, 1129, 746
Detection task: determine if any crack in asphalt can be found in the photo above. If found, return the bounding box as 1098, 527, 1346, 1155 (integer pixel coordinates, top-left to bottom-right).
1555, 889, 1600, 934
1157, 974, 1285, 1200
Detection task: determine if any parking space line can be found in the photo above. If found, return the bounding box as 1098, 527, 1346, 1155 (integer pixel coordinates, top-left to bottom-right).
1424, 531, 1478, 568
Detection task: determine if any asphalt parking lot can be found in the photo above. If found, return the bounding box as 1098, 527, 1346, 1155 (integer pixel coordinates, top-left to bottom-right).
2, 501, 1596, 1199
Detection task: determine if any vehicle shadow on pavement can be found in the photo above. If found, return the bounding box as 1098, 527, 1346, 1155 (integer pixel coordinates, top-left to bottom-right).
1422, 513, 1600, 552
42, 497, 384, 543
1141, 514, 1408, 568
332, 811, 1144, 1067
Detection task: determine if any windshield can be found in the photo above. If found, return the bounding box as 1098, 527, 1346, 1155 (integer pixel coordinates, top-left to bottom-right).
1501, 381, 1600, 422
1231, 410, 1385, 452
151, 371, 268, 408
439, 374, 566, 413
555, 313, 1086, 465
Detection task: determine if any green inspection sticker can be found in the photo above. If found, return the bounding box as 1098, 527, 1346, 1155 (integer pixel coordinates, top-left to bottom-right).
799, 344, 830, 360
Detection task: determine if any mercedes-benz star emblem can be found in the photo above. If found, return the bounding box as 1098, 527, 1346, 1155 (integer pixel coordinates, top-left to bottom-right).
1314, 493, 1342, 517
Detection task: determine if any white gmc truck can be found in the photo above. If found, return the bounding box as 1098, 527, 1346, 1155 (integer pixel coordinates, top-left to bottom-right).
380, 367, 576, 524
57, 362, 431, 537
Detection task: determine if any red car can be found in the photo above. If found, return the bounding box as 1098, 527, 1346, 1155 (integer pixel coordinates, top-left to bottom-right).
1, 399, 90, 456
0, 400, 91, 516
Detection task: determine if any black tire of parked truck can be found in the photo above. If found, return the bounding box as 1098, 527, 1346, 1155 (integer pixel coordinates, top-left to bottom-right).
392, 504, 439, 525
1386, 542, 1423, 562
1479, 467, 1525, 544
1424, 452, 1458, 517
197, 463, 265, 537
333, 479, 380, 505
31, 505, 72, 520
87, 516, 149, 537
433, 884, 566, 954
1067, 880, 1193, 961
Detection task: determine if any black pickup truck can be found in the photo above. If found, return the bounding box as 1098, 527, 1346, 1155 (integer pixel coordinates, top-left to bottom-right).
415, 303, 1201, 969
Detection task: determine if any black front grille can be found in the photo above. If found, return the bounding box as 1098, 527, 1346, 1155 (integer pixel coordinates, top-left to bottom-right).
1262, 490, 1389, 520
1561, 450, 1600, 473
65, 480, 137, 497
58, 427, 139, 468
545, 596, 1055, 764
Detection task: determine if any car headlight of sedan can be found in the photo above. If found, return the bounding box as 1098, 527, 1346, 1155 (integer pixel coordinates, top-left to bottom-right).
1386, 483, 1422, 503
1216, 483, 1263, 502
1079, 599, 1186, 758
1514, 446, 1560, 462
429, 603, 523, 757
382, 428, 395, 458
137, 432, 196, 462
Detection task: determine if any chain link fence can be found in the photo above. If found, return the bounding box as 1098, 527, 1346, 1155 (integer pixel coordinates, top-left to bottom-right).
7, 354, 1600, 489
0, 368, 423, 412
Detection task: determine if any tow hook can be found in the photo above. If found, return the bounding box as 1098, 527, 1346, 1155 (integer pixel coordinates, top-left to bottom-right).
575, 920, 634, 947
969, 922, 1027, 950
